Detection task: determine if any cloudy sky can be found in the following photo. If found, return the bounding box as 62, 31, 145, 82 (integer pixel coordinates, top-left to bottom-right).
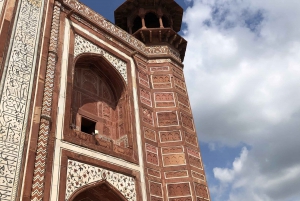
81, 0, 300, 200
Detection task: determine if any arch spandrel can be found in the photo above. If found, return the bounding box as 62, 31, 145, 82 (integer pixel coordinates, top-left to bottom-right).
66, 160, 136, 201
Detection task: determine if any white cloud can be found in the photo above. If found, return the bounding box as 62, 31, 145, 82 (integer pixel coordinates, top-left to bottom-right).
182, 0, 300, 200
213, 147, 248, 183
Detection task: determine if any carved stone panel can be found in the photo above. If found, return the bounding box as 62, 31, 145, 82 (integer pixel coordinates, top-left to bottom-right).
192, 171, 205, 181
157, 111, 179, 127
162, 146, 183, 154
165, 170, 188, 179
185, 132, 198, 147
154, 92, 176, 108
169, 197, 192, 201
149, 181, 163, 197
160, 130, 182, 143
66, 160, 136, 201
140, 88, 152, 107
147, 152, 159, 166
151, 196, 164, 201
167, 183, 191, 197
187, 148, 201, 158
151, 75, 172, 89
142, 107, 154, 125
189, 155, 203, 169
194, 183, 209, 199
174, 76, 187, 94
181, 113, 195, 131
177, 93, 190, 113
138, 62, 147, 71
172, 67, 184, 78
144, 127, 156, 142
148, 169, 161, 178
163, 154, 186, 166
150, 66, 169, 72
138, 69, 150, 87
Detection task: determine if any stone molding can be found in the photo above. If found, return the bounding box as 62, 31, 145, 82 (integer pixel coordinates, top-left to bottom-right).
66, 159, 137, 201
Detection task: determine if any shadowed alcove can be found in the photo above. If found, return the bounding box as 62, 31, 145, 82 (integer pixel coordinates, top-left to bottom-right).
69, 181, 128, 201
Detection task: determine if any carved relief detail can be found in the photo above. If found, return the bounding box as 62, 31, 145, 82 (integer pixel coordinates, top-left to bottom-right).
194, 183, 209, 199
154, 92, 176, 108
181, 113, 195, 131
138, 62, 147, 70
74, 35, 127, 82
146, 143, 158, 153
144, 127, 156, 142
157, 111, 179, 127
140, 88, 152, 107
160, 130, 182, 143
150, 66, 169, 72
185, 132, 198, 147
142, 107, 154, 125
192, 171, 205, 181
148, 169, 161, 178
66, 160, 136, 201
138, 69, 150, 87
165, 170, 188, 179
151, 196, 163, 201
177, 93, 191, 113
187, 148, 201, 158
189, 155, 203, 169
174, 76, 186, 94
172, 67, 184, 78
147, 151, 159, 166
163, 154, 186, 166
151, 75, 172, 89
167, 183, 191, 197
149, 181, 163, 197
169, 197, 192, 201
162, 146, 183, 154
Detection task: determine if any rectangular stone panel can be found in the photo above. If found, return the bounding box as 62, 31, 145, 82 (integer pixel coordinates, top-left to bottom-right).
181, 113, 195, 131
150, 66, 169, 72
194, 183, 209, 199
151, 75, 172, 89
148, 168, 161, 178
157, 111, 179, 127
138, 69, 150, 87
147, 151, 159, 166
189, 155, 203, 169
140, 88, 152, 107
162, 146, 183, 154
149, 181, 163, 197
167, 183, 191, 197
154, 92, 176, 108
142, 107, 154, 125
165, 170, 188, 179
159, 130, 182, 143
174, 76, 187, 94
163, 154, 186, 166
144, 127, 157, 142
177, 93, 190, 113
184, 132, 198, 147
192, 171, 206, 181
169, 197, 192, 201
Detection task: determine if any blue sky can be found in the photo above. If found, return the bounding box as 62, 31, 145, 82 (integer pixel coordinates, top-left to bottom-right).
81, 1, 300, 201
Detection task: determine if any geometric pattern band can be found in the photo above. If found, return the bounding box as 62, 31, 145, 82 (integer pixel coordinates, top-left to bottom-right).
0, 0, 44, 200
30, 2, 61, 201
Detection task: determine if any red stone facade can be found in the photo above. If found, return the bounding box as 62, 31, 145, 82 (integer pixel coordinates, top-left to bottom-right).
0, 0, 210, 200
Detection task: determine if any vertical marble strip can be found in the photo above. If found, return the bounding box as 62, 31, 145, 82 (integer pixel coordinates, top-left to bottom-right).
0, 0, 4, 17
30, 2, 61, 201
0, 0, 44, 200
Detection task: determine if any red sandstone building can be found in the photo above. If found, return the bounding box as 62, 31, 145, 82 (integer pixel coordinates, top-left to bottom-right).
0, 0, 210, 200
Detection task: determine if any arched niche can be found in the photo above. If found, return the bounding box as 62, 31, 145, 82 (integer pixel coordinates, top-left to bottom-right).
132, 15, 142, 34
69, 54, 130, 147
145, 12, 160, 28
69, 180, 128, 201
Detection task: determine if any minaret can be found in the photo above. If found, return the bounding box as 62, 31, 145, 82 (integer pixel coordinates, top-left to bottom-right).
115, 1, 211, 201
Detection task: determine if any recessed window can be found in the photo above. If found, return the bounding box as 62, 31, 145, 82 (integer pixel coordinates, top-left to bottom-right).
81, 117, 96, 135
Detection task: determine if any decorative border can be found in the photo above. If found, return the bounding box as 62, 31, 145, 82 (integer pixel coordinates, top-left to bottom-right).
66, 159, 137, 201
0, 0, 44, 200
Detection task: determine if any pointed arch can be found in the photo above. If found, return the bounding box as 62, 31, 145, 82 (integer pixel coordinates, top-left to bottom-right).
68, 180, 128, 201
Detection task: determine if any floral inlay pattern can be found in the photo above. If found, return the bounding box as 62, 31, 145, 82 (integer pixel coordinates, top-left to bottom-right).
66, 159, 137, 201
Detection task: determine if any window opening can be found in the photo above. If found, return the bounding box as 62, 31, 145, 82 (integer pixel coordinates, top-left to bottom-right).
145, 12, 160, 28
81, 117, 96, 135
